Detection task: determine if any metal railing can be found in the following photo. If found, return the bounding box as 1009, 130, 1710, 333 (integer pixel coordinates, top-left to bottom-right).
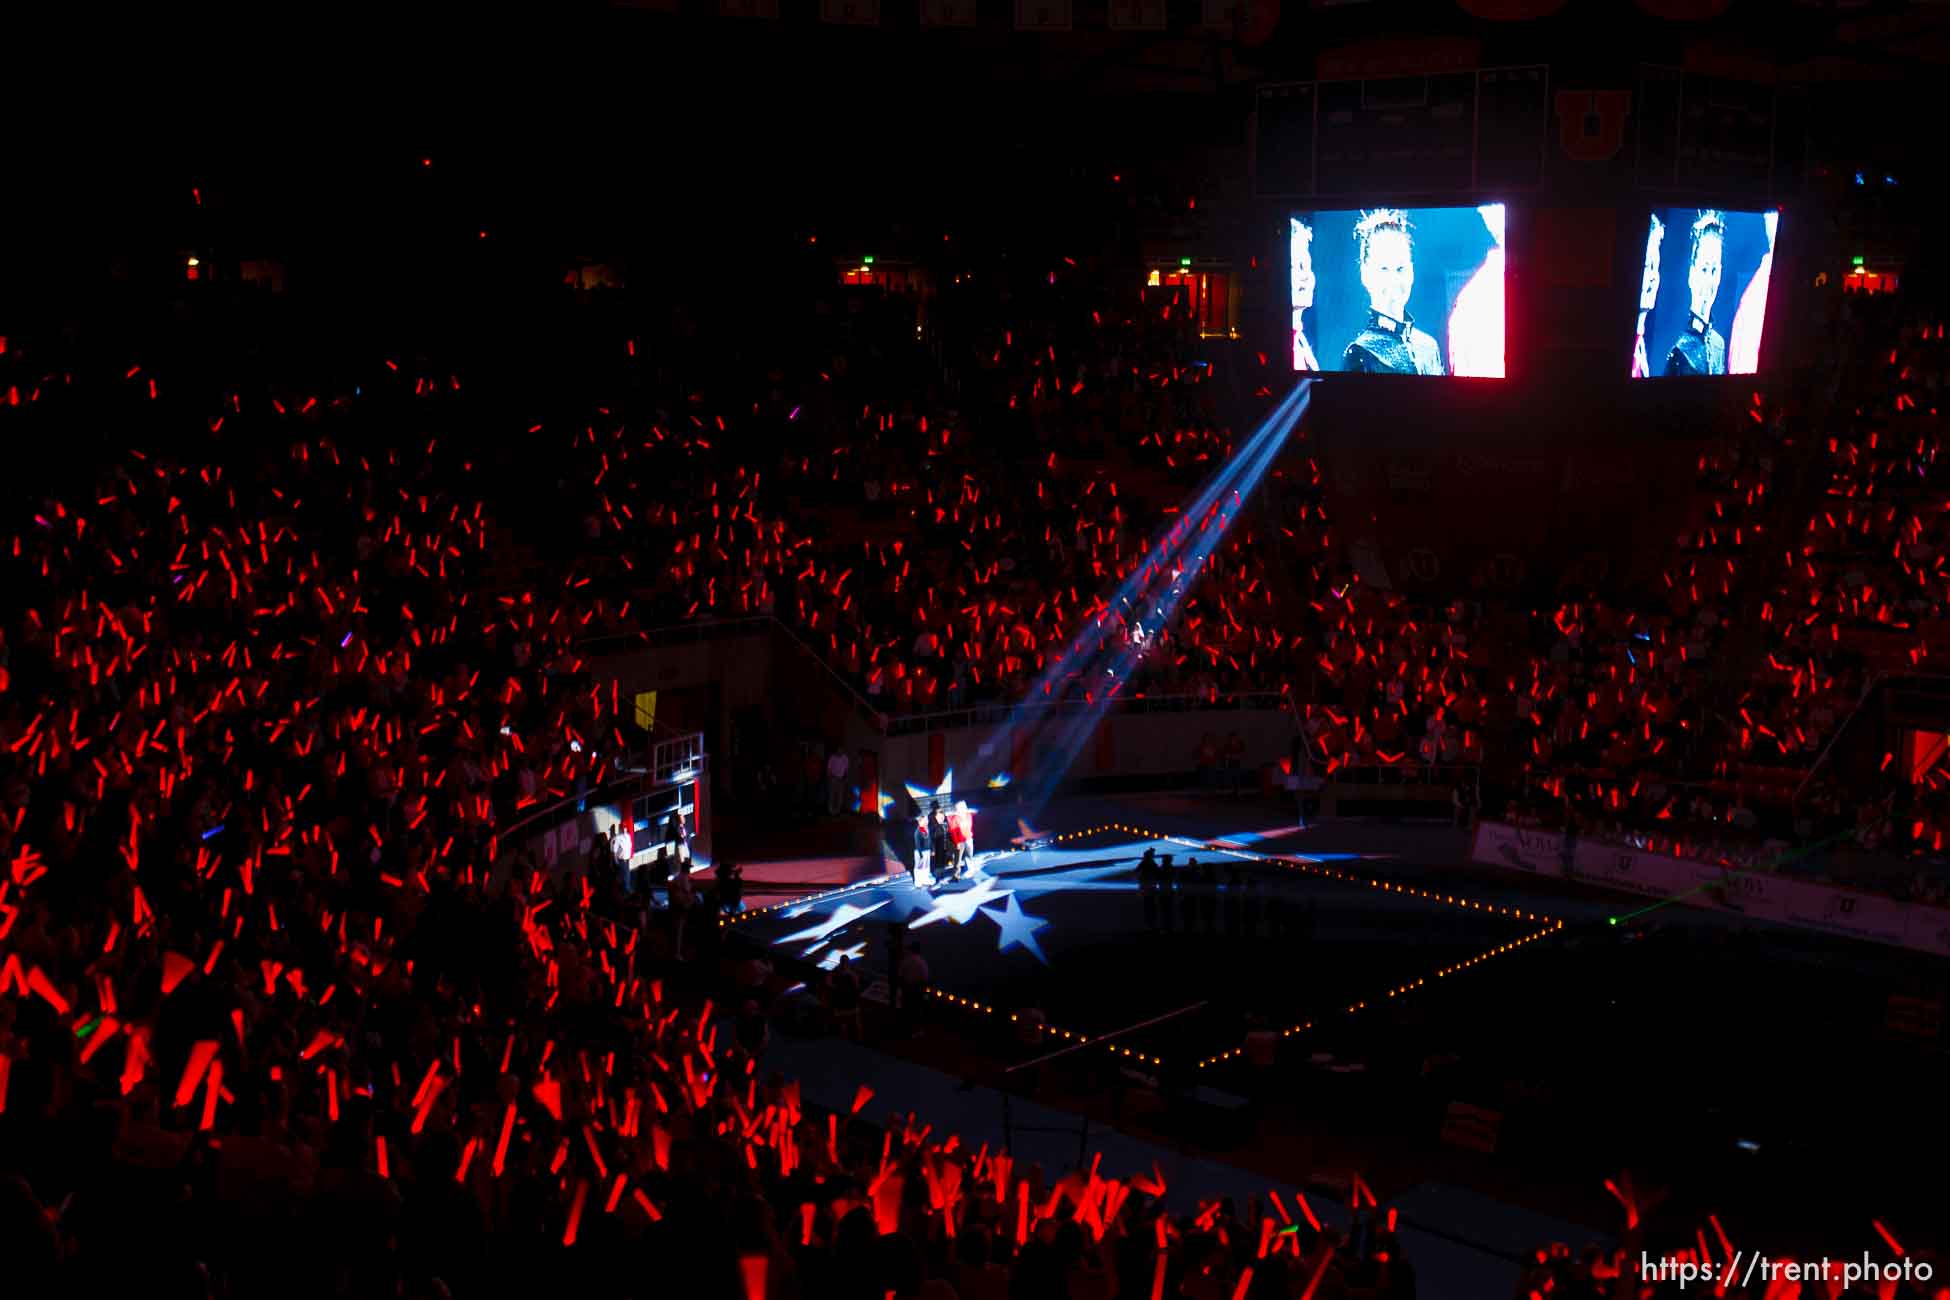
1323, 762, 1481, 788
649, 731, 707, 786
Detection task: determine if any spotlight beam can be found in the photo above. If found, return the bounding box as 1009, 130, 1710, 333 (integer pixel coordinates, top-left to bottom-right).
998, 381, 1312, 815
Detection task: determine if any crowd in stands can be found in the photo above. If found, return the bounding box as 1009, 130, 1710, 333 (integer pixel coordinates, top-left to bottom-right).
1, 251, 1945, 1294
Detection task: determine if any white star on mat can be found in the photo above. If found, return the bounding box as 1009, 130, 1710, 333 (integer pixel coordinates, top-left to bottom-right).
980, 893, 1050, 964
907, 876, 1014, 929
775, 900, 888, 946
817, 942, 868, 971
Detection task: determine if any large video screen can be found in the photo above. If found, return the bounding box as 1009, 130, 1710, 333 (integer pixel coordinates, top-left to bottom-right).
1289, 205, 1505, 377
1628, 207, 1778, 378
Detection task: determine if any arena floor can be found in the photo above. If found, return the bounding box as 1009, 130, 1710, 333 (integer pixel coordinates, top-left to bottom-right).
729, 806, 1556, 1070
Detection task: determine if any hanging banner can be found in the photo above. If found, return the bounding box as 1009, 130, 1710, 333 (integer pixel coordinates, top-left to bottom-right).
1109, 0, 1167, 27
1636, 0, 1731, 17
1456, 0, 1564, 16
1015, 0, 1073, 28
920, 0, 978, 24
820, 0, 881, 22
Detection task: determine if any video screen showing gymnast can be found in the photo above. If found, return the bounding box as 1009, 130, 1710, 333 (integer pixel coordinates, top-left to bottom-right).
1628, 207, 1778, 378
1289, 205, 1505, 377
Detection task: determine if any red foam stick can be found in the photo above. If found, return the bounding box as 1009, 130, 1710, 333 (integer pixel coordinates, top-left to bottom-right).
27, 967, 70, 1016
411, 1077, 446, 1135
851, 1084, 874, 1114
605, 1172, 628, 1214
174, 1040, 220, 1107
1603, 1178, 1640, 1230
79, 1016, 121, 1065
739, 1254, 768, 1300
562, 1179, 588, 1247
1150, 1253, 1168, 1300
161, 951, 194, 995
1872, 1219, 1904, 1256
1230, 1267, 1254, 1300
411, 1060, 441, 1108
492, 1101, 516, 1177
632, 1188, 663, 1222
532, 1078, 563, 1121
456, 1137, 479, 1183
199, 1059, 223, 1131
1298, 1246, 1336, 1300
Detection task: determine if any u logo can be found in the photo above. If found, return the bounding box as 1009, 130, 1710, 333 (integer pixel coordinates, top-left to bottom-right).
1555, 90, 1632, 162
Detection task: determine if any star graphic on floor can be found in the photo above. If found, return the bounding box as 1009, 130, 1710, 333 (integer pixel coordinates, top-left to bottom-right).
817, 941, 868, 971
775, 900, 889, 946
907, 875, 1014, 929
980, 892, 1050, 964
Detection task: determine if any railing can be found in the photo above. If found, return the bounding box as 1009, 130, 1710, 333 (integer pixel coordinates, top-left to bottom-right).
1324, 762, 1481, 789
649, 731, 706, 786
490, 770, 648, 883
884, 690, 1289, 737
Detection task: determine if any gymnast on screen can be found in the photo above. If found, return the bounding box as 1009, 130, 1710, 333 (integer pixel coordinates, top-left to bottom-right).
1664, 210, 1727, 376
1342, 209, 1443, 375
1290, 218, 1320, 372
1631, 213, 1664, 378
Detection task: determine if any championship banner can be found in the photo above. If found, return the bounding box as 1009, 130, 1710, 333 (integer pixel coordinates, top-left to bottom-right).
920, 0, 978, 23
1468, 822, 1565, 876
1108, 0, 1167, 28
1456, 0, 1565, 16
1015, 0, 1072, 28
820, 0, 881, 22
1200, 0, 1279, 41
719, 0, 780, 16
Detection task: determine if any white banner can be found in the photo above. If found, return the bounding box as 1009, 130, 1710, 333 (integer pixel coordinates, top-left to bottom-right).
1472, 823, 1950, 957
1469, 822, 1565, 876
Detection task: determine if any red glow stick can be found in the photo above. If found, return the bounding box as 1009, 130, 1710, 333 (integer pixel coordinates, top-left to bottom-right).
174, 1040, 220, 1107
563, 1179, 587, 1246
199, 1059, 223, 1131
492, 1101, 516, 1176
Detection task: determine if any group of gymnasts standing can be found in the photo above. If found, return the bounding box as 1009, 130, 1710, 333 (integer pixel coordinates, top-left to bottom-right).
911, 801, 974, 886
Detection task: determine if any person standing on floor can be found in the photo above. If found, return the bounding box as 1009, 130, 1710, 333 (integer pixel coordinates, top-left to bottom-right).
913, 810, 934, 886
932, 807, 954, 883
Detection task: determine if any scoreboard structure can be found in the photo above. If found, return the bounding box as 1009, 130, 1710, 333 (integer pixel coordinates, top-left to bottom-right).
1256, 66, 1550, 198
1255, 63, 1806, 199
1242, 62, 1823, 602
